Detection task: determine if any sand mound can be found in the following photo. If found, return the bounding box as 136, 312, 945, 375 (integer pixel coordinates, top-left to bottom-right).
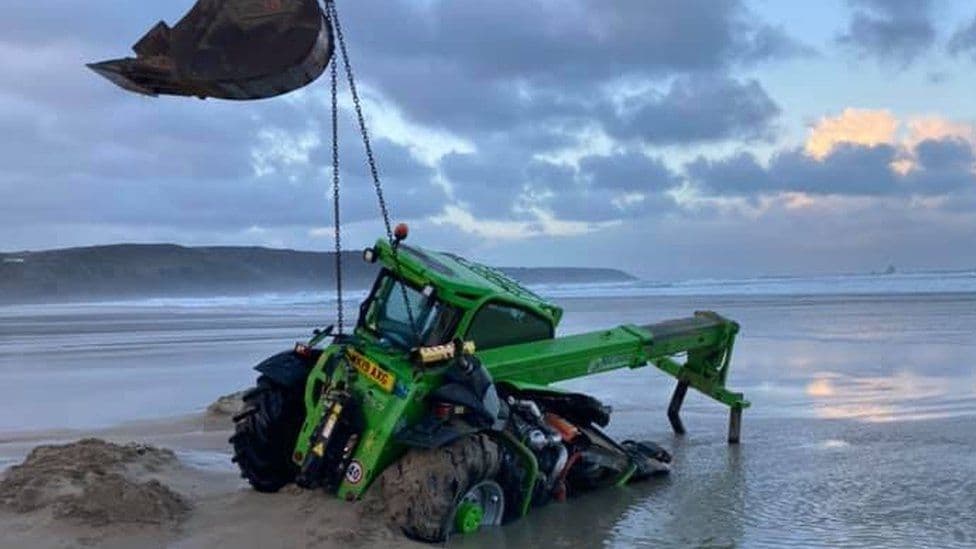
0, 438, 190, 527
207, 390, 247, 416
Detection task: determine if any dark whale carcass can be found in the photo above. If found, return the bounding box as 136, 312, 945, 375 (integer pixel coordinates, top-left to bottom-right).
87, 0, 332, 100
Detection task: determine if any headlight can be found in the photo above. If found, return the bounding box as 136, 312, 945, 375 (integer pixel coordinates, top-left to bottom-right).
363, 247, 377, 263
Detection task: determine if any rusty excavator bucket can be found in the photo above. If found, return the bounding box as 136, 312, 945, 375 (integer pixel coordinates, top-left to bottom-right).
87, 0, 332, 100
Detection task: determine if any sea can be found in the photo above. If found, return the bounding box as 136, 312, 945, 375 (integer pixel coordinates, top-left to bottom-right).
1, 269, 975, 547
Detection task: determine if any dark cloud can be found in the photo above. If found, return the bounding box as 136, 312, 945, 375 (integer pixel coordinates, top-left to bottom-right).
346, 0, 804, 84
684, 152, 771, 196
688, 138, 976, 197
578, 152, 678, 192
0, 0, 809, 249
0, 1, 183, 48
604, 75, 780, 145
0, 139, 442, 232
740, 25, 819, 63
437, 125, 672, 220
947, 15, 976, 60
909, 138, 976, 194
837, 0, 936, 66
440, 140, 534, 218
533, 153, 679, 222
339, 0, 796, 141
0, 49, 444, 234
768, 144, 900, 195
442, 137, 681, 223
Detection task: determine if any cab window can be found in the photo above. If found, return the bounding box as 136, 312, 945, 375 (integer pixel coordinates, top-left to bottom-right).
361, 272, 459, 348
466, 303, 552, 350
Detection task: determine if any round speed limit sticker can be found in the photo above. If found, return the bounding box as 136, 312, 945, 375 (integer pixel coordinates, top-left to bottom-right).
345, 460, 364, 484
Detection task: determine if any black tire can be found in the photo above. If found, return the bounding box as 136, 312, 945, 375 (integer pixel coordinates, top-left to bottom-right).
375, 434, 502, 542
230, 375, 305, 493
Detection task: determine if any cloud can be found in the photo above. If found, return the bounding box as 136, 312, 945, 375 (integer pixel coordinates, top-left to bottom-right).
604, 75, 780, 145
347, 0, 806, 85
0, 0, 167, 48
947, 14, 976, 60
688, 144, 898, 196
837, 0, 936, 66
0, 78, 447, 237
2, 1, 973, 278
338, 0, 797, 144
578, 153, 678, 192
803, 109, 976, 174
904, 117, 976, 150
805, 108, 900, 159
1, 0, 809, 252
429, 204, 616, 240
909, 138, 976, 194
441, 133, 681, 225
741, 25, 819, 63
688, 134, 976, 198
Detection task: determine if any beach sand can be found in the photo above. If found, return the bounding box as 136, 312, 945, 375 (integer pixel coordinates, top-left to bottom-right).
2, 293, 975, 547
0, 401, 416, 549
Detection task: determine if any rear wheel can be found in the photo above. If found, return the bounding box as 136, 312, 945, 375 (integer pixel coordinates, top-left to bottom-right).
376, 434, 503, 542
230, 375, 305, 493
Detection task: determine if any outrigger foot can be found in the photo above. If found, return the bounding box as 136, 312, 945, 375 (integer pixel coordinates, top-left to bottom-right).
667, 380, 689, 436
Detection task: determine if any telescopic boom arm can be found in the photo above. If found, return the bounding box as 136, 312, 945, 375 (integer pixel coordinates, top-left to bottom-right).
477, 312, 750, 443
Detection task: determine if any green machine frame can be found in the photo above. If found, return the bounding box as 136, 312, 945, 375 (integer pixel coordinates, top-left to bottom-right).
292, 238, 750, 502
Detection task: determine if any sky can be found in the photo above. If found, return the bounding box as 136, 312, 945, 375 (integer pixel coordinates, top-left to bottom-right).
2, 0, 976, 280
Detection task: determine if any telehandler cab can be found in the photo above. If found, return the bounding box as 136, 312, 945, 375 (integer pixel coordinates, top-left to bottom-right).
230, 226, 750, 542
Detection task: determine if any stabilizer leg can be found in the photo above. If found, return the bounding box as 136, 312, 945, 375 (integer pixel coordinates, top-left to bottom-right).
667, 380, 689, 436
728, 405, 742, 444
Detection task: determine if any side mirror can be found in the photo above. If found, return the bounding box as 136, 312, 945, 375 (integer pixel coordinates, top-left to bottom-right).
309, 324, 335, 346
312, 325, 334, 337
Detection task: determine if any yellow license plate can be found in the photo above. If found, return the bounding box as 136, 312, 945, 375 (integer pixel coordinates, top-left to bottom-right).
348, 349, 396, 393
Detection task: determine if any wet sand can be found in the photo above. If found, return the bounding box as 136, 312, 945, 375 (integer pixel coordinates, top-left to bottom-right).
2, 292, 975, 547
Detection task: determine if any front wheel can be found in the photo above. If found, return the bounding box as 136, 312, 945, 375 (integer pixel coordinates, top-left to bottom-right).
376, 434, 503, 542
230, 375, 305, 492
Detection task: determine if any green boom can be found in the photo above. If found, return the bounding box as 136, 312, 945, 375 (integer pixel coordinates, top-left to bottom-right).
478, 311, 749, 440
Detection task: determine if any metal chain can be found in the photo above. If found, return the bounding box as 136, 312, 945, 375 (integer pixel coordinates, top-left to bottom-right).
330, 44, 344, 334
325, 0, 420, 342
326, 0, 393, 241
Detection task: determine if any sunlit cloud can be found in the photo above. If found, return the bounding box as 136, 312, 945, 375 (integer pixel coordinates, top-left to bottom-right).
806, 377, 836, 397
782, 192, 818, 210
804, 109, 976, 176
905, 117, 976, 149
805, 108, 899, 160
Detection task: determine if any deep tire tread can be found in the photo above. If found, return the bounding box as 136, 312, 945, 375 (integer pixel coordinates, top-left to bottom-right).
230, 375, 305, 493
375, 434, 500, 543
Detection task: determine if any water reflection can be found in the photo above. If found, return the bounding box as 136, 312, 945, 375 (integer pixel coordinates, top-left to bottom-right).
605, 444, 747, 548
803, 370, 976, 423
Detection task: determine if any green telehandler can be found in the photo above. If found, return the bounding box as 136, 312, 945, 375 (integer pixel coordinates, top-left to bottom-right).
89, 0, 750, 541
229, 226, 750, 542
